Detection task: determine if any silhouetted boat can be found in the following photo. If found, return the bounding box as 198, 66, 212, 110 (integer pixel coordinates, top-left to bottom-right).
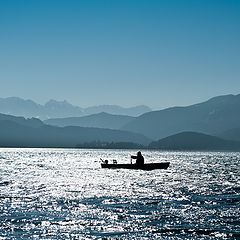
101, 162, 170, 170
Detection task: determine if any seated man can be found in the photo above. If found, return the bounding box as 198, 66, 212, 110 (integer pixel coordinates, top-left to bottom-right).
131, 151, 144, 165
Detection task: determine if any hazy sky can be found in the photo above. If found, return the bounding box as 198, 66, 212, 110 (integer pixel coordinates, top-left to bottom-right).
0, 0, 239, 109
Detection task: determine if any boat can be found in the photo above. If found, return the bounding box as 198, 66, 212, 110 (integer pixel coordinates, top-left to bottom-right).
101, 162, 170, 170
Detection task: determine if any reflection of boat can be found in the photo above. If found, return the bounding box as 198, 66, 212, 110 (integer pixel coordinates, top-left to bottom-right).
101, 162, 170, 170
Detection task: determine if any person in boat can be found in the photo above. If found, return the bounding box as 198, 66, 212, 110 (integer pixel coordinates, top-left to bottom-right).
131, 151, 144, 165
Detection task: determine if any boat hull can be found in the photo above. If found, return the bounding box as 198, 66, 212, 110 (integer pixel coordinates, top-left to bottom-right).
101, 162, 170, 170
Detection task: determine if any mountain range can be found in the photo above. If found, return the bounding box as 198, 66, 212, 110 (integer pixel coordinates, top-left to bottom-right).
1, 94, 240, 150
0, 97, 151, 120
0, 113, 150, 147
121, 94, 240, 140
43, 94, 240, 142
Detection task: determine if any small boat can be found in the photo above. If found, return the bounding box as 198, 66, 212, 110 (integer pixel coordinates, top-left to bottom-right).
101, 162, 170, 171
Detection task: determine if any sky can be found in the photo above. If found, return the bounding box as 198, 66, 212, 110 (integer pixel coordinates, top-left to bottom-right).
0, 0, 239, 109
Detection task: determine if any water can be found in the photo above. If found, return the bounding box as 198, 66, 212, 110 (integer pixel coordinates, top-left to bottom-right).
0, 148, 239, 239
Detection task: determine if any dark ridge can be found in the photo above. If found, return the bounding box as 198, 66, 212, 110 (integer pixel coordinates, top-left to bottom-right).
149, 131, 240, 151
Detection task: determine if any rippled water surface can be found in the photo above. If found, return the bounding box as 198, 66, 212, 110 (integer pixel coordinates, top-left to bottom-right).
0, 148, 239, 239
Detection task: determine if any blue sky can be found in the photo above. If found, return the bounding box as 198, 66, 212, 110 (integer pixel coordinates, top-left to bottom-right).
0, 0, 239, 109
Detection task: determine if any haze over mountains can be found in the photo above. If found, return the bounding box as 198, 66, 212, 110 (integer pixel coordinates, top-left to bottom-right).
43, 94, 240, 142
44, 112, 135, 129
0, 97, 151, 119
0, 113, 150, 147
1, 94, 240, 150
121, 94, 240, 140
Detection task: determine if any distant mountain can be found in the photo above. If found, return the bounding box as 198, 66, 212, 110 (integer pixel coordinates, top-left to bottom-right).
0, 97, 84, 119
0, 97, 43, 118
149, 132, 240, 151
44, 112, 135, 129
122, 94, 240, 140
84, 105, 151, 117
44, 99, 84, 118
0, 113, 150, 147
0, 97, 151, 119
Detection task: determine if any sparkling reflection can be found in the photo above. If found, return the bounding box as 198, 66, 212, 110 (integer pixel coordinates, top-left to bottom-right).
0, 148, 239, 239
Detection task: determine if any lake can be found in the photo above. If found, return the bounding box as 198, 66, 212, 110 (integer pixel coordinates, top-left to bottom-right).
0, 148, 239, 239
